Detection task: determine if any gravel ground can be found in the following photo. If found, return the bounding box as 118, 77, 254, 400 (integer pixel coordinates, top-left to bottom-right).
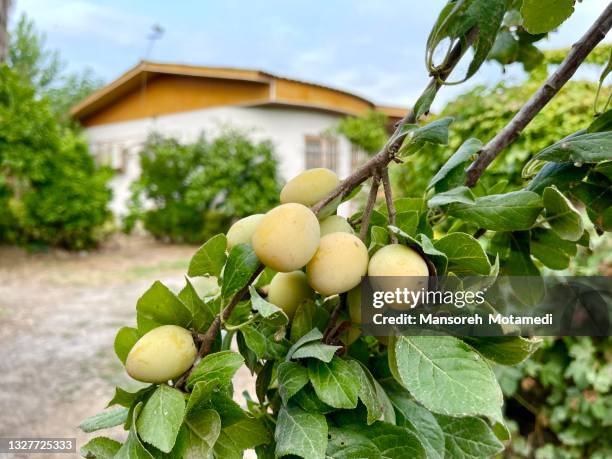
0, 236, 255, 458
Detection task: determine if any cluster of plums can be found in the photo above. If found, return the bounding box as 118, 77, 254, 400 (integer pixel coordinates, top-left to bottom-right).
125, 168, 429, 383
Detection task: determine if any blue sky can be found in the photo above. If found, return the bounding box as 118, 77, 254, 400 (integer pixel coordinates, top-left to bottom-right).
11, 0, 611, 110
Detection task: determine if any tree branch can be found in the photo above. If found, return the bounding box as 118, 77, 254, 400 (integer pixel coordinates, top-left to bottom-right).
465, 3, 612, 187
359, 173, 381, 241
380, 168, 398, 243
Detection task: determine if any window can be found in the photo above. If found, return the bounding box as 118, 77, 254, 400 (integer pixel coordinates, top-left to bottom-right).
304, 135, 339, 172
351, 144, 368, 172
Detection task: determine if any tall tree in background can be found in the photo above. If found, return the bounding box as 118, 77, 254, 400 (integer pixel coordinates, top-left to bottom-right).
0, 0, 9, 62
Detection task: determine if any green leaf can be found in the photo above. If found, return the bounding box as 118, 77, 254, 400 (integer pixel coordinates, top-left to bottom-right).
290, 300, 317, 342
79, 407, 128, 433
400, 117, 454, 156
543, 186, 584, 241
428, 186, 475, 207
256, 360, 274, 404
526, 162, 587, 194
384, 381, 445, 459
589, 109, 612, 133
240, 325, 267, 359
136, 281, 192, 334
114, 327, 140, 365
179, 278, 216, 332
184, 409, 221, 459
488, 30, 519, 65
115, 403, 155, 459
521, 0, 574, 34
221, 243, 261, 298
107, 386, 144, 408
464, 336, 541, 365
187, 350, 244, 389
80, 437, 121, 459
249, 285, 288, 325
428, 138, 482, 191
502, 232, 544, 306
293, 385, 335, 414
532, 131, 612, 164
136, 385, 186, 453
286, 327, 324, 360
347, 360, 384, 425
395, 211, 419, 237
433, 232, 491, 275
277, 361, 309, 404
327, 422, 427, 458
188, 233, 227, 278
291, 342, 340, 363
275, 406, 328, 459
214, 417, 270, 459
390, 336, 503, 422
308, 357, 360, 409
531, 227, 577, 270
446, 190, 543, 231
435, 414, 504, 458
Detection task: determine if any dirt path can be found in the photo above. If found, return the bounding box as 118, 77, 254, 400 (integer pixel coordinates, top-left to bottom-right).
0, 236, 255, 458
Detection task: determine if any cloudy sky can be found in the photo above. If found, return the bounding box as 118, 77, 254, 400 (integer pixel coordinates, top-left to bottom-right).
10, 0, 611, 110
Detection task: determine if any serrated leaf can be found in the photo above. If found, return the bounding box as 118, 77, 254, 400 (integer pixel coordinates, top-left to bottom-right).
400, 117, 453, 156
526, 162, 587, 194
543, 186, 583, 241
464, 336, 541, 365
531, 227, 577, 270
179, 278, 216, 332
80, 437, 121, 459
277, 361, 309, 404
213, 417, 270, 459
187, 351, 244, 389
347, 360, 384, 425
221, 244, 261, 298
327, 422, 427, 458
521, 0, 574, 34
502, 232, 544, 306
446, 190, 543, 231
308, 357, 359, 409
293, 385, 335, 414
107, 386, 143, 408
428, 186, 476, 207
136, 281, 192, 334
488, 29, 519, 65
291, 342, 340, 363
532, 131, 612, 164
435, 414, 504, 458
136, 385, 186, 453
188, 233, 227, 278
275, 406, 327, 459
184, 409, 220, 459
395, 211, 419, 236
434, 232, 491, 275
79, 407, 128, 433
256, 360, 274, 404
286, 327, 323, 360
114, 327, 140, 365
383, 380, 445, 459
249, 285, 288, 325
390, 336, 503, 422
428, 138, 482, 190
115, 403, 154, 459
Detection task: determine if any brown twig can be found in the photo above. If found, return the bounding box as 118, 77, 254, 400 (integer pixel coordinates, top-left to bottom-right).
359, 173, 381, 241
465, 3, 612, 187
380, 168, 398, 243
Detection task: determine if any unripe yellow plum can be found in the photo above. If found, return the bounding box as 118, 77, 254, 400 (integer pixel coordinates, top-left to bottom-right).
319, 215, 354, 237
252, 203, 320, 272
267, 271, 315, 319
280, 168, 339, 207
347, 286, 362, 324
306, 233, 368, 296
226, 214, 264, 250
368, 244, 429, 310
125, 325, 197, 383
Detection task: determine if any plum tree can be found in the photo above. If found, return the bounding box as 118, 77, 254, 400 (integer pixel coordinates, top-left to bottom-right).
267, 271, 315, 319
280, 168, 339, 207
252, 203, 320, 272
319, 215, 354, 236
226, 214, 264, 249
306, 232, 368, 296
125, 325, 197, 383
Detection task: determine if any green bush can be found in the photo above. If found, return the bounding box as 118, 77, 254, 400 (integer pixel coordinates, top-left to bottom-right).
0, 65, 112, 250
127, 131, 280, 244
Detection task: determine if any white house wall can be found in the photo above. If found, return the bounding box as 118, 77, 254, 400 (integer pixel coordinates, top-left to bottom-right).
83, 105, 354, 216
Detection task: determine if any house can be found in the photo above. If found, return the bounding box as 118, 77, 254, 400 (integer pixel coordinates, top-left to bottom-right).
71, 61, 407, 215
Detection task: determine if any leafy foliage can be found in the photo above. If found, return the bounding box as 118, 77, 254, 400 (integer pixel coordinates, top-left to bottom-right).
336, 110, 389, 154
126, 131, 280, 244
0, 65, 112, 249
